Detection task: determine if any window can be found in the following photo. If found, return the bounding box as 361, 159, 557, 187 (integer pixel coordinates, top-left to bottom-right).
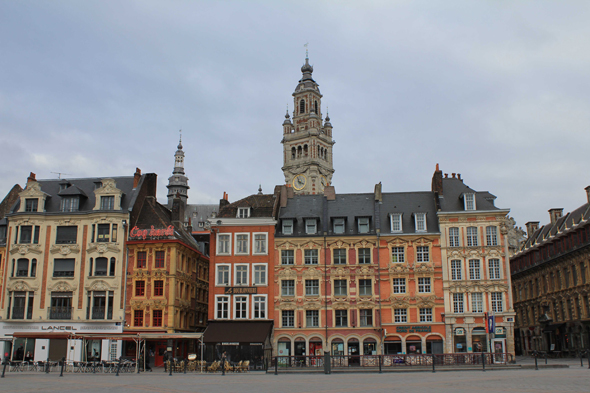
49, 292, 72, 320
97, 224, 111, 242
471, 293, 483, 313
253, 233, 267, 254
25, 198, 38, 212
393, 278, 406, 293
581, 263, 587, 285
491, 293, 503, 312
100, 196, 114, 210
299, 99, 305, 114
333, 218, 345, 234
306, 219, 317, 234
333, 248, 347, 264
137, 251, 146, 268
360, 309, 373, 327
359, 279, 372, 296
253, 296, 266, 319
19, 225, 33, 244
131, 310, 144, 327
418, 277, 431, 293
390, 213, 402, 232
394, 309, 407, 323
217, 265, 229, 285
235, 265, 248, 286
305, 279, 319, 296
282, 219, 293, 235
153, 310, 162, 327
217, 234, 231, 254
306, 310, 319, 327
61, 197, 79, 212
154, 280, 164, 296
282, 280, 295, 296
235, 296, 248, 319
453, 293, 464, 313
135, 281, 145, 296
16, 258, 29, 277
216, 296, 229, 319
449, 227, 460, 247
335, 310, 347, 327
305, 249, 318, 265
53, 258, 75, 277
254, 264, 267, 285
466, 227, 478, 247
416, 246, 429, 262
94, 257, 108, 276
282, 310, 295, 327
235, 234, 249, 254
419, 308, 433, 322
486, 226, 498, 246
358, 248, 371, 264
451, 260, 462, 280
281, 250, 294, 265
56, 226, 77, 244
358, 217, 370, 233
391, 247, 405, 263
155, 251, 165, 268
237, 207, 250, 218
469, 260, 481, 280
464, 193, 475, 210
488, 259, 501, 280
414, 213, 426, 232
334, 279, 347, 296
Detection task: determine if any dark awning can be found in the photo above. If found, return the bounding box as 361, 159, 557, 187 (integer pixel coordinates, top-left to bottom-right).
202, 321, 273, 344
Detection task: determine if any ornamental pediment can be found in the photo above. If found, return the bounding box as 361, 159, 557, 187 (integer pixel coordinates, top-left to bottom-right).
413, 237, 434, 246
415, 295, 440, 307
86, 243, 121, 255
301, 240, 323, 249
413, 263, 434, 274
49, 244, 81, 256
303, 301, 322, 310
7, 280, 39, 292
279, 268, 297, 278
302, 267, 323, 278
48, 280, 77, 292
332, 301, 349, 310
275, 240, 296, 249
357, 301, 375, 309
356, 265, 374, 277
389, 263, 410, 274
331, 266, 349, 277
327, 240, 352, 248
352, 239, 376, 248
388, 295, 410, 308
386, 238, 409, 246
85, 279, 117, 291
10, 244, 43, 255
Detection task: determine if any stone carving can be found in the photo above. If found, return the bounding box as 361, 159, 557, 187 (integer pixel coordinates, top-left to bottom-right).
87, 243, 120, 254
86, 280, 114, 291
8, 280, 33, 292
302, 267, 323, 278
48, 281, 75, 292
279, 268, 298, 278
388, 295, 410, 308
388, 264, 410, 274
414, 263, 434, 273
10, 244, 43, 255
49, 244, 81, 255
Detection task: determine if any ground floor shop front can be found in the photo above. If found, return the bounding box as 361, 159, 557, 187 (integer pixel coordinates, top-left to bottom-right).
517, 321, 590, 356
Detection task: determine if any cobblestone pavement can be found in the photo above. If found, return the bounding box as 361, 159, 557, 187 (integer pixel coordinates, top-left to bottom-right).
2, 366, 590, 393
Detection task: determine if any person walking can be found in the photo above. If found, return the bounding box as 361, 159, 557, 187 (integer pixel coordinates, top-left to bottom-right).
221, 351, 227, 376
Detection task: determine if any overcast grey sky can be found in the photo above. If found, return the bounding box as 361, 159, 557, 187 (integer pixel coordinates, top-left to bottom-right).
1, 1, 589, 229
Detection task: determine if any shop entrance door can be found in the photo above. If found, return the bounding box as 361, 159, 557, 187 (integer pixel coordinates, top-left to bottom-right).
48, 339, 67, 361
348, 341, 360, 366
492, 339, 506, 364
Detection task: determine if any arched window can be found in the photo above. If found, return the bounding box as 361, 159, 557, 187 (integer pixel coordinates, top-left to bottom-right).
304, 145, 308, 156
297, 146, 302, 158
109, 257, 116, 276
317, 146, 320, 157
299, 99, 305, 114
291, 147, 296, 159
314, 101, 318, 114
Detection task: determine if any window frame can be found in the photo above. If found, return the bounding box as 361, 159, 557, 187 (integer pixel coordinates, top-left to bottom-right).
394, 308, 407, 323
393, 278, 406, 294
391, 247, 405, 263
414, 212, 426, 232
153, 280, 164, 296
358, 217, 370, 234
253, 295, 267, 319
304, 249, 319, 265
215, 295, 230, 319
335, 310, 348, 327
234, 264, 249, 286
360, 309, 373, 327
306, 310, 319, 327
449, 227, 460, 247
237, 207, 250, 218
416, 246, 429, 263
419, 308, 433, 322
216, 264, 230, 286
253, 232, 268, 255
390, 213, 402, 232
253, 263, 267, 285
359, 279, 372, 296
282, 310, 295, 327
333, 218, 345, 234
358, 248, 371, 264
469, 259, 481, 280
466, 227, 478, 247
281, 280, 295, 296
334, 279, 347, 296
234, 295, 249, 319
333, 248, 347, 265
417, 277, 431, 293
453, 293, 464, 313
281, 249, 294, 265
155, 250, 165, 269
486, 226, 498, 246
471, 292, 483, 313
282, 219, 294, 235
488, 259, 501, 280
100, 196, 115, 210
491, 292, 503, 312
305, 219, 317, 235
451, 260, 463, 280
25, 198, 38, 212
234, 233, 250, 255
216, 233, 231, 255
464, 193, 476, 210
305, 279, 320, 296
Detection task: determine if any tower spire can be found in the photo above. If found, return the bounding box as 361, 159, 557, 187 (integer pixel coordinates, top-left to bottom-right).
167, 130, 190, 207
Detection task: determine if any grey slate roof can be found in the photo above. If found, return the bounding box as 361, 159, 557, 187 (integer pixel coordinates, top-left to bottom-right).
185, 204, 218, 225
438, 178, 499, 212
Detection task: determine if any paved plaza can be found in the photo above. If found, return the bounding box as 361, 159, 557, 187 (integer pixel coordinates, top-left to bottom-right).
1, 360, 590, 393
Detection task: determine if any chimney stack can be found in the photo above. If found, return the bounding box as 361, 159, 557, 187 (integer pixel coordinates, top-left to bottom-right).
27, 172, 36, 183
133, 168, 142, 189
525, 221, 540, 238
431, 164, 443, 195
585, 186, 590, 203
219, 192, 230, 209
548, 208, 563, 224
374, 182, 382, 202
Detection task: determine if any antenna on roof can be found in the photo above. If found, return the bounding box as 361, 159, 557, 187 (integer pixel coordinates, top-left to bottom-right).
51, 172, 72, 179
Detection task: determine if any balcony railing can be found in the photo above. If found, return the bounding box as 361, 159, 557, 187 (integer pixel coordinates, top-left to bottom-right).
48, 306, 73, 320
10, 307, 26, 320
90, 307, 113, 320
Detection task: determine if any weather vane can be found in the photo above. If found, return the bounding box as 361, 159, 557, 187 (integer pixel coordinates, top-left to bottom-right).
179, 129, 182, 142
304, 42, 309, 59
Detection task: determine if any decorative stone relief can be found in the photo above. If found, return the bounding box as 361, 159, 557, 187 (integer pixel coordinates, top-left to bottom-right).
48, 281, 76, 292
49, 244, 81, 255
10, 244, 43, 255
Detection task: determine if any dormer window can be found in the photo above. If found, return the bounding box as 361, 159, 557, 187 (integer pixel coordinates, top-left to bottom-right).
414, 213, 426, 232
282, 219, 294, 235
390, 213, 402, 232
464, 193, 476, 210
237, 207, 250, 218
305, 219, 317, 235
333, 218, 345, 234
25, 198, 38, 212
100, 196, 114, 210
61, 196, 79, 212
358, 217, 370, 234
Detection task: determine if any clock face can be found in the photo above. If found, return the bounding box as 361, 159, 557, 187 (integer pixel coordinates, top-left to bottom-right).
293, 174, 307, 190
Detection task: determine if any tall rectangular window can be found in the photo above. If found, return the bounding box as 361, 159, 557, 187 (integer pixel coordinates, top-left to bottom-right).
305, 279, 319, 296
390, 213, 402, 232
358, 248, 371, 264
305, 249, 318, 265
134, 310, 143, 327
155, 251, 165, 268
358, 217, 370, 233
306, 310, 319, 327
335, 310, 347, 327
281, 250, 294, 265
154, 280, 164, 296
360, 309, 373, 327
471, 292, 483, 313
394, 309, 407, 323
135, 281, 145, 296
334, 279, 347, 296
453, 293, 464, 313
137, 251, 147, 268
419, 308, 432, 322
464, 193, 475, 210
253, 296, 266, 319
254, 264, 266, 285
216, 296, 229, 319
282, 219, 293, 235
418, 277, 431, 293
282, 310, 295, 327
451, 260, 462, 280
415, 213, 426, 232
333, 248, 347, 265
235, 265, 248, 285
218, 234, 230, 254
491, 292, 503, 312
359, 279, 372, 296
25, 198, 38, 212
486, 226, 498, 246
416, 246, 429, 262
236, 234, 249, 254
19, 226, 32, 244
61, 197, 79, 212
449, 227, 460, 247
97, 224, 110, 242
466, 227, 478, 247
282, 280, 295, 296
333, 218, 345, 234
393, 278, 406, 294
469, 259, 481, 280
237, 208, 249, 218
254, 234, 267, 254
488, 259, 501, 280
100, 196, 114, 210
305, 219, 317, 234
217, 265, 229, 285
391, 247, 405, 263
235, 296, 247, 319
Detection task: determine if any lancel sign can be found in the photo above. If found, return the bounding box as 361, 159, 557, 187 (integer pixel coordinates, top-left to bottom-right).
130, 225, 174, 240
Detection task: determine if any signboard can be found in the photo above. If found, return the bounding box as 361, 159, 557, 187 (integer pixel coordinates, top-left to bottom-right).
494, 327, 504, 335
129, 225, 174, 240
396, 325, 431, 333
455, 328, 465, 336
224, 287, 258, 294
487, 315, 496, 333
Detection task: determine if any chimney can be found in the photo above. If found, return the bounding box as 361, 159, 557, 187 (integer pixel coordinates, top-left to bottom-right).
219, 192, 230, 210
585, 186, 590, 203
431, 164, 443, 195
324, 185, 336, 201
187, 217, 193, 233
525, 221, 540, 238
133, 168, 141, 189
171, 192, 185, 227
452, 173, 456, 178
457, 173, 462, 181
374, 182, 382, 202
548, 208, 563, 224
27, 172, 36, 183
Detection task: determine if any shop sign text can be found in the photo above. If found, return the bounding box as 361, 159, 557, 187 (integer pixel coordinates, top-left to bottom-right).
396, 325, 431, 333
130, 225, 174, 240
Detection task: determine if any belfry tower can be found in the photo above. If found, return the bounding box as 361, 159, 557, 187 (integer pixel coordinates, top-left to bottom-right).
167, 132, 189, 206
281, 55, 334, 194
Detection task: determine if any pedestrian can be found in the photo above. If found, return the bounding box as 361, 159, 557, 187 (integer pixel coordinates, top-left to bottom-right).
163, 351, 169, 372
15, 345, 24, 361
221, 351, 227, 376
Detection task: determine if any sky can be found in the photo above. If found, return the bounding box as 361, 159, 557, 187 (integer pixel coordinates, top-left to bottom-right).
1, 1, 590, 230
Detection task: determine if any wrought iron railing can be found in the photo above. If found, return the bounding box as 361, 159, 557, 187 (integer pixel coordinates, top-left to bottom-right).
48, 306, 73, 320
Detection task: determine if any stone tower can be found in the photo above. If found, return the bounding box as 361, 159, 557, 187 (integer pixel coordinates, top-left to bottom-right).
167, 134, 189, 206
281, 56, 334, 194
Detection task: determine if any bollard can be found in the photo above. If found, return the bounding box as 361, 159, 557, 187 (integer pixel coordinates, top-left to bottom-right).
545, 352, 547, 365
60, 357, 65, 377
46, 357, 50, 373
379, 355, 382, 374
534, 351, 538, 371
221, 358, 225, 376
1, 361, 7, 378
93, 361, 96, 374
184, 359, 187, 374
169, 360, 173, 376
482, 352, 485, 372
274, 357, 278, 375
432, 354, 435, 373
116, 357, 122, 376
581, 351, 584, 367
